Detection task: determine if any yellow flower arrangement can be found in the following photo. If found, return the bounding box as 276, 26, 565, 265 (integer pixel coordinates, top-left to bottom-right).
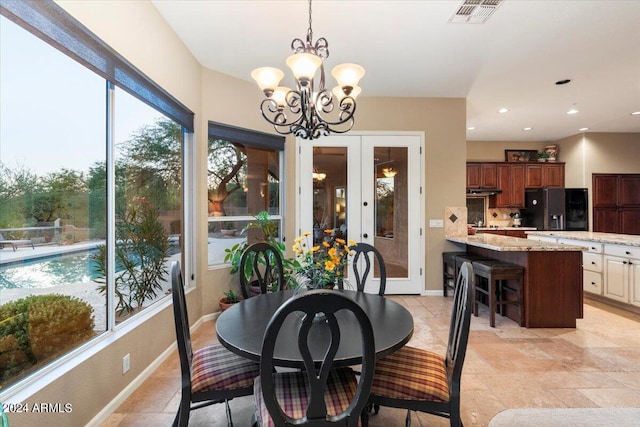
292, 230, 356, 290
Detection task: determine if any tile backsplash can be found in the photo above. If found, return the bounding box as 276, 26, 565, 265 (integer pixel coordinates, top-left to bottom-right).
487, 207, 521, 227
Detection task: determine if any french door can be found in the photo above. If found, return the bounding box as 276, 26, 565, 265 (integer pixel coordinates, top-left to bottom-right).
297, 133, 423, 294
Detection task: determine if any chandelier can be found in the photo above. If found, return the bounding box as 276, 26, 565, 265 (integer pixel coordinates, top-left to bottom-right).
251, 0, 365, 140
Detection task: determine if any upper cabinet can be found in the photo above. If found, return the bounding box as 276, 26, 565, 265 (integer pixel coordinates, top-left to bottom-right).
593, 174, 640, 235
493, 164, 525, 208
525, 163, 564, 188
467, 162, 498, 188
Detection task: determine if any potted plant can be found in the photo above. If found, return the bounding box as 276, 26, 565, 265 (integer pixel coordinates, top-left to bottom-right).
536, 151, 548, 162
219, 289, 240, 311
224, 211, 299, 292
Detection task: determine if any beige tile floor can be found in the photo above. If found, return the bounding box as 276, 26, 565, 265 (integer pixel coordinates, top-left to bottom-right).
101, 296, 640, 426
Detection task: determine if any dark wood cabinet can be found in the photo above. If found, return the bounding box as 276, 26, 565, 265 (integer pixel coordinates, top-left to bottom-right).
525, 163, 565, 188
467, 163, 498, 189
494, 164, 525, 208
593, 174, 640, 235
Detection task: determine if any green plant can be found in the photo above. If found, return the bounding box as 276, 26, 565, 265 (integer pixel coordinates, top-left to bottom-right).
292, 230, 355, 289
536, 151, 548, 160
224, 211, 299, 290
223, 289, 239, 303
94, 197, 170, 316
0, 294, 94, 387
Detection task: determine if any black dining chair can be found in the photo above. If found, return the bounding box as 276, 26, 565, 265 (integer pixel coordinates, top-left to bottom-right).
239, 242, 285, 299
170, 261, 260, 427
253, 290, 375, 426
363, 261, 475, 427
344, 242, 386, 295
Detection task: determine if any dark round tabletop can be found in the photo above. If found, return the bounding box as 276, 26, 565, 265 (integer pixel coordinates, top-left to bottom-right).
216, 289, 414, 368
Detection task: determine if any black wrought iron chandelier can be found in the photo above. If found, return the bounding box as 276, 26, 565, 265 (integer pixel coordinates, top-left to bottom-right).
251, 0, 365, 140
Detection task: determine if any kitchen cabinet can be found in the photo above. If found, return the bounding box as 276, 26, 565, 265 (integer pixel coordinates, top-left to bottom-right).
593, 174, 640, 235
604, 244, 640, 306
557, 239, 603, 295
525, 163, 565, 188
467, 162, 497, 189
493, 164, 525, 208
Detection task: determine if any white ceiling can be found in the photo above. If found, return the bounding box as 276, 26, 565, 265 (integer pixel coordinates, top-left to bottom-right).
151, 0, 640, 142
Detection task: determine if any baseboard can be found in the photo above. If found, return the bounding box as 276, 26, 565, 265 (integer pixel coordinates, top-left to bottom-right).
87, 311, 220, 426
423, 289, 444, 296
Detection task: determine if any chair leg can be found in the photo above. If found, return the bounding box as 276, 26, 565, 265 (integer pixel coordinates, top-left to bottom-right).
405, 409, 412, 427
489, 279, 496, 327
225, 399, 233, 427
360, 405, 370, 427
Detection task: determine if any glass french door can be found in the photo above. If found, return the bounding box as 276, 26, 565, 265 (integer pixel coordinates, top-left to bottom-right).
298, 134, 423, 294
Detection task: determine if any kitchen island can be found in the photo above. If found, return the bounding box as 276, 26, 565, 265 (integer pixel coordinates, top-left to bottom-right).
447, 234, 586, 328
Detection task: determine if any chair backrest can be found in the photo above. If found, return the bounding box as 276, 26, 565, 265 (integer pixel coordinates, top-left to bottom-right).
348, 243, 386, 295
445, 261, 474, 395
171, 261, 194, 392
260, 290, 375, 426
239, 242, 285, 299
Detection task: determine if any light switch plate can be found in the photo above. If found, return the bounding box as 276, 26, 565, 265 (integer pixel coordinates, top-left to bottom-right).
429, 219, 444, 228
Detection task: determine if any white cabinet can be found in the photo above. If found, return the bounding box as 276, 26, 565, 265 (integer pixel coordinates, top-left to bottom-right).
604, 244, 640, 306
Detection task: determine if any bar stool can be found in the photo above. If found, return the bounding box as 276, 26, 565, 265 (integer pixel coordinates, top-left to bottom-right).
471, 260, 524, 327
442, 251, 467, 296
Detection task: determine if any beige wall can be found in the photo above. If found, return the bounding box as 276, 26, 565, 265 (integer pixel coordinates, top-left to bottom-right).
467, 141, 549, 162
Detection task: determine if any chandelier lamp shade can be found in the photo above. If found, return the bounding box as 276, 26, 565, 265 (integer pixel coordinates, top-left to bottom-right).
251, 0, 365, 140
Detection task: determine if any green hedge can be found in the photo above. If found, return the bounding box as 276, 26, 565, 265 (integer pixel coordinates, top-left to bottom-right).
0, 294, 94, 387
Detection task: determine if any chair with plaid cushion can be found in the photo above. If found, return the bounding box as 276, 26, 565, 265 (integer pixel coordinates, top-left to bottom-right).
171, 261, 260, 427
253, 290, 375, 426
239, 242, 285, 299
348, 243, 387, 296
363, 262, 475, 427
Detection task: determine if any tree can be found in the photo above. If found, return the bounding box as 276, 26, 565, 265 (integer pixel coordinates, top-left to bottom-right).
207, 139, 246, 215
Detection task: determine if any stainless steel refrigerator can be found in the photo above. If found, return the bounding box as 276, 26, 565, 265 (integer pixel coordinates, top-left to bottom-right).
522, 188, 589, 231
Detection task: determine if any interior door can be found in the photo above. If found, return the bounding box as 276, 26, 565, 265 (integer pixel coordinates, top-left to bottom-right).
298, 133, 423, 294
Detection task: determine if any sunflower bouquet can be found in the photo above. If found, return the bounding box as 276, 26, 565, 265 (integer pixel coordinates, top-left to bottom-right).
292, 230, 356, 290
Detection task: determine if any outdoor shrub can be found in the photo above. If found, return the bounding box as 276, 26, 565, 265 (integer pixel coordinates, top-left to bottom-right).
0, 294, 95, 387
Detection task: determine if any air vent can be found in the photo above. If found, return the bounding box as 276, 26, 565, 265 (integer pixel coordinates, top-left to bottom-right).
449, 0, 504, 24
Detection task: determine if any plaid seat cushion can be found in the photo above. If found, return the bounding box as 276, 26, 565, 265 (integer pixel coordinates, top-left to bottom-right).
370, 346, 450, 403
191, 343, 260, 394
254, 368, 358, 426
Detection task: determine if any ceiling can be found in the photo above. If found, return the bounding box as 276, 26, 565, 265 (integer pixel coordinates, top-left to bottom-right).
151, 0, 640, 142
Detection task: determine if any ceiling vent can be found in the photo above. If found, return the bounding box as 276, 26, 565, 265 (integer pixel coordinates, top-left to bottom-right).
449, 0, 504, 24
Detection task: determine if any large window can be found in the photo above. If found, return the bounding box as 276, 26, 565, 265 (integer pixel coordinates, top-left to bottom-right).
207, 122, 284, 265
0, 2, 191, 391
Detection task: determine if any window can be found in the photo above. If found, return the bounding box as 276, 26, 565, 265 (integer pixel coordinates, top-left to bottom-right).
207, 122, 284, 266
0, 2, 192, 391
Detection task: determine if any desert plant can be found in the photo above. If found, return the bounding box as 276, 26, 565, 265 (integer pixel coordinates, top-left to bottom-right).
0, 294, 94, 387
94, 197, 170, 316
223, 289, 239, 304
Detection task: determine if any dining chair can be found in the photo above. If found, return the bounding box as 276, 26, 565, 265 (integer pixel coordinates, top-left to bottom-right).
239, 242, 285, 299
170, 261, 260, 427
363, 261, 475, 427
253, 290, 375, 426
347, 242, 386, 295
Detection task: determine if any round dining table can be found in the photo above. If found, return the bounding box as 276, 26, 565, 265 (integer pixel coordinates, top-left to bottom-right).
216, 289, 414, 369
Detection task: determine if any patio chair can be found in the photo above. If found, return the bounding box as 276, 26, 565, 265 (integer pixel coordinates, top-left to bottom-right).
170, 261, 259, 427
0, 233, 34, 251
363, 261, 475, 427
253, 290, 375, 426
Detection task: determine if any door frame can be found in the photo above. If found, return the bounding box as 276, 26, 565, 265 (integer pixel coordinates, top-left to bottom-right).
295, 131, 425, 295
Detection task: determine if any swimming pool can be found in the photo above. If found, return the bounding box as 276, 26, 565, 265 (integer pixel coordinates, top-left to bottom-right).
0, 251, 99, 289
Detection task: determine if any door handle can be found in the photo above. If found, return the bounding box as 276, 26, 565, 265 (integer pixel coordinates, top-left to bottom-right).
363, 233, 369, 238
363, 202, 368, 206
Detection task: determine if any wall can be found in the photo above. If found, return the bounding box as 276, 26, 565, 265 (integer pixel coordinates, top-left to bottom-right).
467, 140, 548, 161
6, 1, 203, 426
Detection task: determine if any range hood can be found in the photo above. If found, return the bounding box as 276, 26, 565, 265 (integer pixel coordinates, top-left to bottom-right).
466, 188, 502, 196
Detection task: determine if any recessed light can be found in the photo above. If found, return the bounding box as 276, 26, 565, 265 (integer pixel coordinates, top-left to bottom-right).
579, 127, 589, 131
467, 126, 476, 130
555, 79, 571, 85
567, 105, 579, 115
498, 108, 509, 113
632, 111, 640, 116
522, 127, 533, 131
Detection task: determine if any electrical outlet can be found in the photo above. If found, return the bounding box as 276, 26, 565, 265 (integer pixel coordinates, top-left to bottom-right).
122, 353, 130, 374
429, 219, 444, 228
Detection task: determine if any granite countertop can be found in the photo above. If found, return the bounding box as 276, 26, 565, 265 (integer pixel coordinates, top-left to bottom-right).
447, 234, 588, 252
473, 226, 537, 231
526, 231, 640, 247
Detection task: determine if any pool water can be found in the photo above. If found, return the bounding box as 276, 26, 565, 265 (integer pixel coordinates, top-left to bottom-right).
0, 252, 99, 289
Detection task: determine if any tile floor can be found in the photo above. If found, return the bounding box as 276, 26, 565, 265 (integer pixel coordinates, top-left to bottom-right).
101, 296, 640, 426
